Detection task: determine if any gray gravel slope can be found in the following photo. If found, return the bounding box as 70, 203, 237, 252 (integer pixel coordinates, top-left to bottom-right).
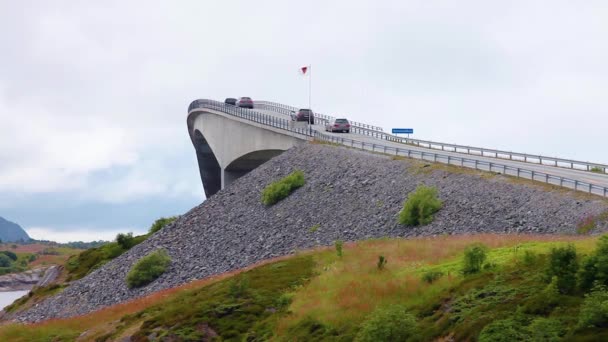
16, 144, 608, 322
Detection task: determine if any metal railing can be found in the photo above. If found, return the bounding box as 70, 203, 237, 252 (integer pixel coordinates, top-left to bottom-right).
255, 100, 608, 175
314, 133, 608, 198
189, 99, 608, 198
188, 99, 315, 138
254, 100, 384, 132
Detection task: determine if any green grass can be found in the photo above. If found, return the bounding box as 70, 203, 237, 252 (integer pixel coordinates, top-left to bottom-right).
5, 235, 608, 341
261, 170, 305, 205
590, 166, 604, 174
399, 184, 443, 226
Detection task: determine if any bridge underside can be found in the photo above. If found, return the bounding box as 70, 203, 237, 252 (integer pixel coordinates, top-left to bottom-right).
189, 110, 305, 198
223, 150, 285, 189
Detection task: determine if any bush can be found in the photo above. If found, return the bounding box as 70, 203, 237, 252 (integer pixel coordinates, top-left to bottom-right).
577, 215, 597, 234
578, 285, 608, 329
116, 232, 135, 250
399, 185, 443, 226
335, 240, 344, 258
355, 304, 417, 342
377, 256, 387, 270
591, 166, 604, 173
149, 216, 178, 234
0, 254, 12, 267
522, 250, 537, 267
546, 244, 578, 294
579, 235, 608, 291
126, 249, 171, 288
421, 270, 444, 284
261, 170, 305, 205
0, 250, 17, 261
528, 318, 563, 341
478, 318, 529, 342
228, 277, 250, 299
462, 243, 488, 275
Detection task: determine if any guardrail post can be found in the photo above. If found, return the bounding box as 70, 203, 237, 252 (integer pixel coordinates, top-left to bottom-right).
604, 187, 607, 197
517, 168, 520, 177
489, 162, 493, 172
545, 174, 548, 183
531, 171, 535, 180
574, 180, 578, 190
589, 184, 592, 193
447, 156, 451, 165
560, 178, 563, 187
475, 160, 478, 169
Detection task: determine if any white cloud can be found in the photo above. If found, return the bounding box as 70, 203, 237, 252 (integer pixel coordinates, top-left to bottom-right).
26, 226, 147, 243
0, 1, 606, 232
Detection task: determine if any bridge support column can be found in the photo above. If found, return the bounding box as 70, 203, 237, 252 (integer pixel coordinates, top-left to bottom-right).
222, 169, 249, 189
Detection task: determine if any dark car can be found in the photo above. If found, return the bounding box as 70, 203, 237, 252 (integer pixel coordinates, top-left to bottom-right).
294, 109, 315, 124
225, 98, 237, 105
236, 97, 254, 109
325, 118, 351, 133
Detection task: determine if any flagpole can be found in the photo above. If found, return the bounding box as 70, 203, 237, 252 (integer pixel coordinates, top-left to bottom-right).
308, 64, 312, 126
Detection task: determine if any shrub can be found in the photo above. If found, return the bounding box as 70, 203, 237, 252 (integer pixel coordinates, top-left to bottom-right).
149, 216, 178, 234
421, 270, 444, 284
308, 224, 320, 233
546, 244, 578, 294
398, 185, 443, 226
0, 254, 12, 268
0, 250, 17, 261
335, 240, 344, 258
377, 256, 387, 270
478, 318, 529, 342
126, 249, 171, 288
116, 232, 135, 250
462, 243, 488, 275
522, 250, 537, 267
261, 170, 305, 205
578, 285, 608, 329
528, 318, 563, 341
579, 235, 608, 291
591, 166, 604, 173
355, 304, 417, 342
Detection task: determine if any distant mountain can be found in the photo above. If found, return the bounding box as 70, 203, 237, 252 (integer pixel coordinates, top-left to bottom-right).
0, 216, 31, 242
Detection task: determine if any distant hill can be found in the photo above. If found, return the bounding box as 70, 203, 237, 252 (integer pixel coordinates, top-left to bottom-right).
0, 216, 31, 242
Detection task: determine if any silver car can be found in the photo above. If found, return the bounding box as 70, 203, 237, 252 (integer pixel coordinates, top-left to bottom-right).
325, 118, 351, 133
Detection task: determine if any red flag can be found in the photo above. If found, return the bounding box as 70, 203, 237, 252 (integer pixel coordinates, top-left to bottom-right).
300, 66, 308, 75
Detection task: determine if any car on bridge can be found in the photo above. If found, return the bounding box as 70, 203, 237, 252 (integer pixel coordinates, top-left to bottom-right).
224, 98, 237, 106
236, 97, 254, 109
325, 118, 351, 133
293, 109, 315, 124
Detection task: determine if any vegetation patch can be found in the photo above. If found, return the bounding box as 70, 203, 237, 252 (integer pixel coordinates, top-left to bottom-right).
6, 234, 608, 341
591, 166, 605, 174
126, 249, 172, 288
149, 216, 178, 234
261, 170, 305, 205
399, 184, 443, 226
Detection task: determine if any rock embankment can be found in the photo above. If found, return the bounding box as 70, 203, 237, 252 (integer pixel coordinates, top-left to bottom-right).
17, 144, 608, 322
0, 266, 60, 291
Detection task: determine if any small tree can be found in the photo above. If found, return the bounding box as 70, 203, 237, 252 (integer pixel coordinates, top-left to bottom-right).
356, 304, 417, 342
377, 256, 387, 270
0, 254, 12, 268
335, 240, 344, 258
116, 232, 135, 250
149, 216, 178, 234
399, 185, 443, 226
579, 235, 608, 291
578, 285, 608, 329
462, 243, 488, 275
546, 244, 578, 294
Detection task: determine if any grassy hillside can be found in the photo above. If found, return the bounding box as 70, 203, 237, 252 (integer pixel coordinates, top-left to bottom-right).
3, 234, 608, 341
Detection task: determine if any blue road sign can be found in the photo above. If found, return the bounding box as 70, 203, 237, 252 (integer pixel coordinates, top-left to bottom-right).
392, 128, 414, 134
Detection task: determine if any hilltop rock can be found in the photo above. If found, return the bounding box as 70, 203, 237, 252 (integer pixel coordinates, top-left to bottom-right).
16, 144, 608, 322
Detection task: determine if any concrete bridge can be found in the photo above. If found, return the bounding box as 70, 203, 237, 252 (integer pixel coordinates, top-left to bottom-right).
188, 99, 608, 198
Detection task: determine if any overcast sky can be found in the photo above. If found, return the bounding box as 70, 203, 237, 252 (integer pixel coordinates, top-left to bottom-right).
1, 1, 606, 242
